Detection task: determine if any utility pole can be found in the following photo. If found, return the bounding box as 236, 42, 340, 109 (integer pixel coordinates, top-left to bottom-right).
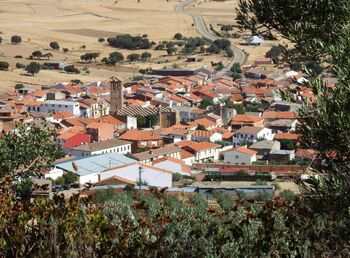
138, 166, 143, 190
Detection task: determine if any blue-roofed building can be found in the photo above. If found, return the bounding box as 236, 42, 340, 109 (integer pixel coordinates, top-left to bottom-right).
54, 153, 136, 184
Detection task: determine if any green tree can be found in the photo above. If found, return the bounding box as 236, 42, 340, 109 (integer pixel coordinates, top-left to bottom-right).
32, 50, 43, 59
62, 172, 79, 185
49, 41, 60, 50
174, 33, 183, 40
127, 53, 140, 62
25, 62, 41, 76
0, 61, 9, 71
136, 115, 147, 128
15, 83, 24, 90
147, 114, 159, 127
237, 0, 350, 214
166, 46, 177, 55
11, 35, 22, 44
0, 124, 62, 179
199, 99, 214, 109
230, 62, 242, 74
279, 139, 296, 150
0, 37, 2, 44
141, 51, 152, 60
221, 24, 233, 32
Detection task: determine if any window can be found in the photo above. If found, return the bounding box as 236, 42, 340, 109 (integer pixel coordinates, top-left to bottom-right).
235, 155, 239, 159
65, 105, 68, 108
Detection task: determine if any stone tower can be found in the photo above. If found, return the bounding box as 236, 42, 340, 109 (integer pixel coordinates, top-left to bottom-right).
109, 76, 124, 115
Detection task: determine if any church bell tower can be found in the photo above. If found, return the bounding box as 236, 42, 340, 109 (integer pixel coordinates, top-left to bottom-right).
109, 76, 124, 115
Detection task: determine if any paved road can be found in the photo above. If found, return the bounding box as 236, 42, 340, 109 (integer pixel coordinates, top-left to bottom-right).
176, 0, 246, 77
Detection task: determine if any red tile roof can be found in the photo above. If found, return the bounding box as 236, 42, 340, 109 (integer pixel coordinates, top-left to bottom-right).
119, 129, 162, 141
274, 133, 300, 140
263, 111, 296, 120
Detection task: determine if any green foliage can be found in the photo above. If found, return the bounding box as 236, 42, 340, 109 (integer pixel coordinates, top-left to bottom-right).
25, 62, 41, 76
80, 52, 100, 62
15, 83, 24, 90
196, 124, 207, 131
280, 189, 296, 202
127, 53, 140, 62
199, 99, 214, 109
49, 41, 60, 50
16, 63, 26, 69
141, 51, 152, 60
147, 114, 159, 127
279, 139, 296, 150
172, 173, 183, 182
265, 45, 284, 59
11, 35, 21, 44
136, 115, 147, 128
64, 65, 80, 74
107, 34, 152, 50
0, 124, 63, 180
62, 172, 78, 185
98, 37, 105, 43
174, 33, 183, 40
230, 62, 242, 73
221, 24, 233, 32
0, 61, 9, 71
227, 103, 245, 114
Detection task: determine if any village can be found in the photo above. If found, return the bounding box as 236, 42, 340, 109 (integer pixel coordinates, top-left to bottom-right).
0, 54, 327, 198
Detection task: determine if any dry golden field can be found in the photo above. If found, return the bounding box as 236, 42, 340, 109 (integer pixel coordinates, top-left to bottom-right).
0, 0, 281, 90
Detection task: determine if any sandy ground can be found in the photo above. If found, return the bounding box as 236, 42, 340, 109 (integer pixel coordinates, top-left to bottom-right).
188, 0, 286, 64
0, 0, 280, 90
0, 0, 200, 89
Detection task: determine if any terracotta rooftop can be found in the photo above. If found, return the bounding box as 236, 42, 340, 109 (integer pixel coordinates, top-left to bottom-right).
232, 114, 263, 123
235, 126, 265, 135
274, 133, 300, 140
71, 138, 131, 152
263, 111, 296, 120
119, 129, 162, 141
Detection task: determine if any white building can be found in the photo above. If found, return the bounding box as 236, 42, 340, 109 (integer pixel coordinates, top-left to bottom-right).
223, 146, 257, 165
70, 139, 132, 158
233, 126, 274, 146
42, 100, 80, 116
100, 163, 172, 188
191, 130, 222, 142
152, 157, 191, 176
184, 142, 221, 163
54, 153, 136, 185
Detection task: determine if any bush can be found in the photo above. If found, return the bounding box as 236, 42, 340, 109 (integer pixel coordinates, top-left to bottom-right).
11, 35, 22, 44
15, 83, 24, 90
14, 55, 23, 58
98, 37, 105, 43
0, 61, 9, 70
141, 51, 152, 60
265, 45, 283, 59
103, 51, 124, 65
174, 33, 183, 40
280, 189, 296, 202
64, 65, 80, 74
63, 48, 69, 53
107, 34, 152, 50
49, 41, 60, 50
15, 63, 26, 69
221, 24, 233, 32
127, 53, 140, 62
80, 52, 100, 62
25, 62, 41, 76
172, 173, 183, 182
